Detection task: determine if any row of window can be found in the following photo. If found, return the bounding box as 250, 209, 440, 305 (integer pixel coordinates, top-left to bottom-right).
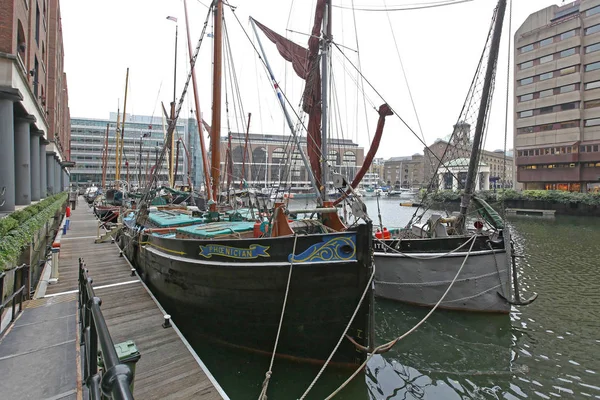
518, 146, 578, 157
583, 162, 600, 167
519, 163, 576, 170
519, 47, 579, 70
518, 101, 579, 118
518, 83, 580, 102
581, 144, 600, 152
519, 29, 578, 54
517, 120, 579, 134
518, 65, 579, 86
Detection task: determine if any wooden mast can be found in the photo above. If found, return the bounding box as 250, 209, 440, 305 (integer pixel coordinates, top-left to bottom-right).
240, 112, 251, 189
209, 0, 223, 212
183, 0, 213, 202
101, 123, 109, 189
459, 0, 507, 230
116, 68, 129, 188
114, 106, 121, 186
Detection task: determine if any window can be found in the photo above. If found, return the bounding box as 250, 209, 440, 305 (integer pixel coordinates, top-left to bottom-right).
517, 126, 534, 134
560, 48, 576, 58
520, 93, 534, 102
540, 124, 555, 131
520, 77, 534, 86
561, 66, 577, 75
586, 43, 600, 54
520, 60, 534, 70
520, 43, 534, 53
560, 121, 579, 129
540, 72, 554, 81
540, 54, 554, 64
586, 5, 600, 17
519, 110, 533, 118
33, 56, 38, 97
35, 4, 40, 45
585, 118, 600, 127
560, 30, 576, 40
585, 80, 600, 90
561, 102, 577, 111
560, 84, 576, 93
539, 89, 554, 98
586, 24, 600, 35
540, 106, 554, 114
586, 62, 600, 72
585, 99, 600, 109
540, 37, 554, 47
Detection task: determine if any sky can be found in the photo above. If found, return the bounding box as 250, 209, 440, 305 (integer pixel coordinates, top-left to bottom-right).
60, 0, 565, 159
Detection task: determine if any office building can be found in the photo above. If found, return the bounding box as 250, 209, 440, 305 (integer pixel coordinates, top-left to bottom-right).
70, 113, 186, 187
515, 0, 600, 192
383, 154, 425, 189
219, 133, 364, 188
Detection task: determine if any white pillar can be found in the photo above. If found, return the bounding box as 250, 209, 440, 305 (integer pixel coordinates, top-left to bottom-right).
438, 173, 445, 191
452, 174, 458, 191
483, 172, 490, 191
46, 153, 55, 194
40, 140, 47, 198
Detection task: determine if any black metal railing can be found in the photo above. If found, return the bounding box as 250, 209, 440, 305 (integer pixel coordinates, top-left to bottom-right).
0, 264, 30, 336
78, 258, 134, 400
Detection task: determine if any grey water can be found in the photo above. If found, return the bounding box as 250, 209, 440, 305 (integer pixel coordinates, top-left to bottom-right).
184, 197, 600, 399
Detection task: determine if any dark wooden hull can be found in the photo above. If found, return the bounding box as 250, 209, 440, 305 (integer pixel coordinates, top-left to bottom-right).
121, 223, 374, 366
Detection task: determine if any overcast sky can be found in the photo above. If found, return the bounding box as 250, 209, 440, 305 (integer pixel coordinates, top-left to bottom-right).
61, 0, 563, 159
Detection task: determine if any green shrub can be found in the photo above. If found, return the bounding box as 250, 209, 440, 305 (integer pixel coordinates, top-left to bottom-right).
0, 193, 68, 271
423, 189, 600, 207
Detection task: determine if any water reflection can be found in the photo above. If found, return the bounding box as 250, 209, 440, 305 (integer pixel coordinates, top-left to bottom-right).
174, 198, 600, 399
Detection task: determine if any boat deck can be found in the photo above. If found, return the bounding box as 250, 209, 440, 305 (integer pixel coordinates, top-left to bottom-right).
0, 200, 227, 400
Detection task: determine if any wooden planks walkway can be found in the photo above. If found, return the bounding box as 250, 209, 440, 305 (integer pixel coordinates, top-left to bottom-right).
43, 201, 228, 399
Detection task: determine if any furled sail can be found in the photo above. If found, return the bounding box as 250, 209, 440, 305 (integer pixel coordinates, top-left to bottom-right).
253, 0, 327, 189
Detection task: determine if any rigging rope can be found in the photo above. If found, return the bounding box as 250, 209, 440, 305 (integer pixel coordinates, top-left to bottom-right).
318, 234, 478, 400
334, 0, 474, 12
258, 234, 298, 400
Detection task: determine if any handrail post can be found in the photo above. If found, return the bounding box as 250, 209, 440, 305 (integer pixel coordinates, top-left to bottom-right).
0, 272, 5, 307
11, 267, 18, 322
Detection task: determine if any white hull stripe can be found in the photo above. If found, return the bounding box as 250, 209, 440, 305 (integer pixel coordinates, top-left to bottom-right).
374, 249, 504, 258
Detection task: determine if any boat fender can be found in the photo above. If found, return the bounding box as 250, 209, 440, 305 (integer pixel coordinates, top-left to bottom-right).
375, 229, 383, 239
382, 227, 391, 239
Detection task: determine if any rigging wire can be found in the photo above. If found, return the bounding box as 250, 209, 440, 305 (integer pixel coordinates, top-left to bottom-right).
351, 0, 371, 142
502, 0, 513, 207
334, 0, 474, 12
383, 0, 427, 145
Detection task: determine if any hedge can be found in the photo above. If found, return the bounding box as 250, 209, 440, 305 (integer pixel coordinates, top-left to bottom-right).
0, 193, 67, 271
424, 189, 600, 206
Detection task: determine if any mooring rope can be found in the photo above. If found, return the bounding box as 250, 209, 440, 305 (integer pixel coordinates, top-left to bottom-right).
298, 261, 376, 400
312, 234, 478, 400
375, 235, 478, 260
258, 234, 298, 400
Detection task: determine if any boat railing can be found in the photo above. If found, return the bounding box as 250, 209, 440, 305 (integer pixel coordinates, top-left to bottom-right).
0, 263, 30, 336
78, 258, 134, 400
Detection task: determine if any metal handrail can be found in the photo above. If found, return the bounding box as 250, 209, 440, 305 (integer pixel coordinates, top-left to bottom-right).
0, 264, 29, 336
78, 258, 134, 400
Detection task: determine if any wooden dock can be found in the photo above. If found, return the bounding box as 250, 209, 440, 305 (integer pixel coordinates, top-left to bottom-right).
505, 208, 556, 217
1, 201, 228, 399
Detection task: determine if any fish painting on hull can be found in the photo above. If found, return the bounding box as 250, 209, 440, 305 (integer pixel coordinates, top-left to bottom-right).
288, 235, 357, 263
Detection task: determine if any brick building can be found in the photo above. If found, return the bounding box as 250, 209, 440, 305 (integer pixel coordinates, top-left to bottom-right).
383, 154, 424, 189
0, 0, 71, 211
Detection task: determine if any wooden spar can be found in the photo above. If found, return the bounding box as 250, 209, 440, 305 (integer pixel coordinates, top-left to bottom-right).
183, 0, 213, 202
333, 104, 392, 205
174, 139, 180, 187
169, 103, 176, 188
240, 112, 252, 189
117, 68, 130, 188
209, 0, 223, 212
459, 0, 507, 230
226, 132, 233, 192
114, 106, 122, 185
102, 123, 109, 189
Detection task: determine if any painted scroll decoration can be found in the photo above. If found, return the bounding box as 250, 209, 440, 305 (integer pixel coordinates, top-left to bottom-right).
288, 235, 356, 263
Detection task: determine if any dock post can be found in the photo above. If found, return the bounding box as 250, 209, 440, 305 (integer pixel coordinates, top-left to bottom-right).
50, 243, 60, 281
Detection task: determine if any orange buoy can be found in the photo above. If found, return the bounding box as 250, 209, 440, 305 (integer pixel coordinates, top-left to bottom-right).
383, 227, 391, 239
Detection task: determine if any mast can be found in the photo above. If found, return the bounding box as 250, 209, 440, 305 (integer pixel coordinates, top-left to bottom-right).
209, 0, 223, 212
320, 0, 331, 201
114, 105, 122, 185
102, 123, 109, 190
459, 0, 507, 228
183, 0, 213, 202
117, 68, 129, 188
240, 113, 251, 189
138, 134, 143, 188
250, 19, 321, 203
